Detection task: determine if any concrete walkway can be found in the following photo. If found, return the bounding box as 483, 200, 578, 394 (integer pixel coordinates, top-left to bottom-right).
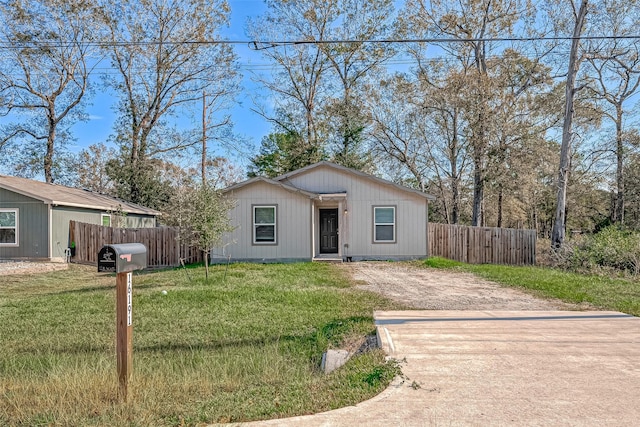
237, 310, 640, 426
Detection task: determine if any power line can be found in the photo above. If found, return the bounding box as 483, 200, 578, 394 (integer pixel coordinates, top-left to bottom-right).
0, 48, 597, 79
0, 34, 638, 50
248, 35, 640, 50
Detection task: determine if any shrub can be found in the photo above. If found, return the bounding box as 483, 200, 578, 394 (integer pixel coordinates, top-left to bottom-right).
556, 226, 640, 275
588, 226, 640, 274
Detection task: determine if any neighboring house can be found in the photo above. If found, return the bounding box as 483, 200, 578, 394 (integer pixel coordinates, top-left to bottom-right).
214, 161, 435, 263
0, 175, 159, 261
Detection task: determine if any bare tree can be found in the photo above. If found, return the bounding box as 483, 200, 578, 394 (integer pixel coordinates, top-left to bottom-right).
551, 0, 589, 249
584, 2, 640, 224
367, 73, 470, 224
249, 0, 396, 172
400, 0, 533, 226
69, 142, 117, 194
484, 50, 556, 227
247, 0, 332, 160
100, 0, 239, 205
367, 76, 433, 190
319, 0, 395, 170
0, 0, 99, 182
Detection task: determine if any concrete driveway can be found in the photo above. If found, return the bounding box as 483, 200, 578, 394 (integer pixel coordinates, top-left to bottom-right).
238, 310, 640, 426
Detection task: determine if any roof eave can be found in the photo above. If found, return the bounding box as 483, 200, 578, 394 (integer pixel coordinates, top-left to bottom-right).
224, 176, 318, 199
275, 161, 436, 201
49, 201, 159, 215
0, 183, 53, 204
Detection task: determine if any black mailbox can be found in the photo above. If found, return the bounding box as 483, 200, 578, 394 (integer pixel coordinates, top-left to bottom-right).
98, 243, 147, 273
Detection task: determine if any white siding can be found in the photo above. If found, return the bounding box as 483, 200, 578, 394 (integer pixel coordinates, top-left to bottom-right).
216, 181, 312, 261
281, 166, 428, 259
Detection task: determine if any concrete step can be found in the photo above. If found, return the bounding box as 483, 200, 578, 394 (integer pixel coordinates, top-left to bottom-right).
312, 257, 343, 263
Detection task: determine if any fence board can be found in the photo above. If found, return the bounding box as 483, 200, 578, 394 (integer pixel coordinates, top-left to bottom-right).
69, 220, 203, 268
428, 223, 536, 265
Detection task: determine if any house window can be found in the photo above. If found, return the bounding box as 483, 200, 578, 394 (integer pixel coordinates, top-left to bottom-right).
101, 214, 111, 227
253, 205, 276, 244
373, 206, 396, 243
0, 208, 18, 246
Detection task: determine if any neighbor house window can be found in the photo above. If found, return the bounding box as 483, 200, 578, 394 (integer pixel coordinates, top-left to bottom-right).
101, 214, 111, 227
373, 206, 396, 243
0, 209, 18, 246
253, 205, 276, 244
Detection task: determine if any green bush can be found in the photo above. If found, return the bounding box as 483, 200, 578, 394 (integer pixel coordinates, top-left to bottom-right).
590, 226, 640, 274
561, 226, 640, 275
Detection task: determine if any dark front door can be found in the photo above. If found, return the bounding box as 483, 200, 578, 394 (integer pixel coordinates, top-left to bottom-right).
320, 209, 339, 254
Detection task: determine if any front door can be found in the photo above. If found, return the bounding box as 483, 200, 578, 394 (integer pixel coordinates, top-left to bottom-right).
319, 209, 338, 254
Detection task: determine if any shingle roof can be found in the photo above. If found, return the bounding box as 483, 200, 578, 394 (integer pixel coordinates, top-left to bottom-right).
0, 175, 160, 215
222, 176, 318, 198
274, 161, 436, 201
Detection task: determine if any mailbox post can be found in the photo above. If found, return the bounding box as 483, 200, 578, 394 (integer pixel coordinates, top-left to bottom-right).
98, 243, 147, 402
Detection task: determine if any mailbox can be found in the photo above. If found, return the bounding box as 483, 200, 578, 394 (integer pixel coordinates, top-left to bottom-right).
98, 243, 147, 273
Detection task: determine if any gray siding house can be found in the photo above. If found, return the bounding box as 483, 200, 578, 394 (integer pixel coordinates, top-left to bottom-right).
0, 175, 159, 261
214, 162, 435, 262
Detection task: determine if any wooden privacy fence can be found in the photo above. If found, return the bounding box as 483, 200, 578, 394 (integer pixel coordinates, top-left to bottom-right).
428, 223, 536, 265
69, 220, 203, 268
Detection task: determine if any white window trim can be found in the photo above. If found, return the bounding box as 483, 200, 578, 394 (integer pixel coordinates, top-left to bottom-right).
0, 208, 19, 247
253, 205, 277, 245
101, 214, 111, 227
373, 206, 396, 243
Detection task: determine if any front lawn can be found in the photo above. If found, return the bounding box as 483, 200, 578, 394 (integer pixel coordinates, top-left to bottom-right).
424, 257, 640, 316
0, 262, 404, 426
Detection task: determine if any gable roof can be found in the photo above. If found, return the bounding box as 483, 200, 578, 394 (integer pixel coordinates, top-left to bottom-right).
274, 161, 436, 201
0, 175, 160, 215
223, 176, 318, 199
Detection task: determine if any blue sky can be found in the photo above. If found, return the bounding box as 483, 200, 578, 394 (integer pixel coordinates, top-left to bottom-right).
69, 0, 271, 167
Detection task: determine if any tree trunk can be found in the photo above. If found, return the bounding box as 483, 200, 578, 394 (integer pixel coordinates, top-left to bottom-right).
202, 90, 207, 185
471, 145, 484, 226
451, 178, 460, 225
44, 104, 56, 184
471, 40, 488, 227
497, 186, 504, 228
439, 185, 451, 224
551, 0, 588, 249
45, 124, 55, 184
204, 250, 209, 282
615, 103, 624, 223
450, 110, 460, 225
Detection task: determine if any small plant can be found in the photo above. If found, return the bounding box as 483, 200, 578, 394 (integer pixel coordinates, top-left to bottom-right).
359, 359, 401, 387
363, 366, 386, 386
424, 257, 464, 269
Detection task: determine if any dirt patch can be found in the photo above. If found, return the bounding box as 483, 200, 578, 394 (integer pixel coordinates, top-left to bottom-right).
0, 261, 69, 276
340, 261, 579, 310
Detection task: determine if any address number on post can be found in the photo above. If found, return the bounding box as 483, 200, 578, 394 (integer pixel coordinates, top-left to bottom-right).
127, 272, 132, 326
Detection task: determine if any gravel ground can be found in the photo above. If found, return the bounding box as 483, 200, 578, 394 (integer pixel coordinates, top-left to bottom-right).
340, 261, 580, 310
0, 260, 69, 276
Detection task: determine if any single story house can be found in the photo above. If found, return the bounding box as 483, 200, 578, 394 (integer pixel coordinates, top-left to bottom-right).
214, 161, 435, 263
0, 175, 159, 261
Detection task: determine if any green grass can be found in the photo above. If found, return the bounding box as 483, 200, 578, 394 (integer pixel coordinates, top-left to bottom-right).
423, 257, 640, 316
0, 263, 405, 426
